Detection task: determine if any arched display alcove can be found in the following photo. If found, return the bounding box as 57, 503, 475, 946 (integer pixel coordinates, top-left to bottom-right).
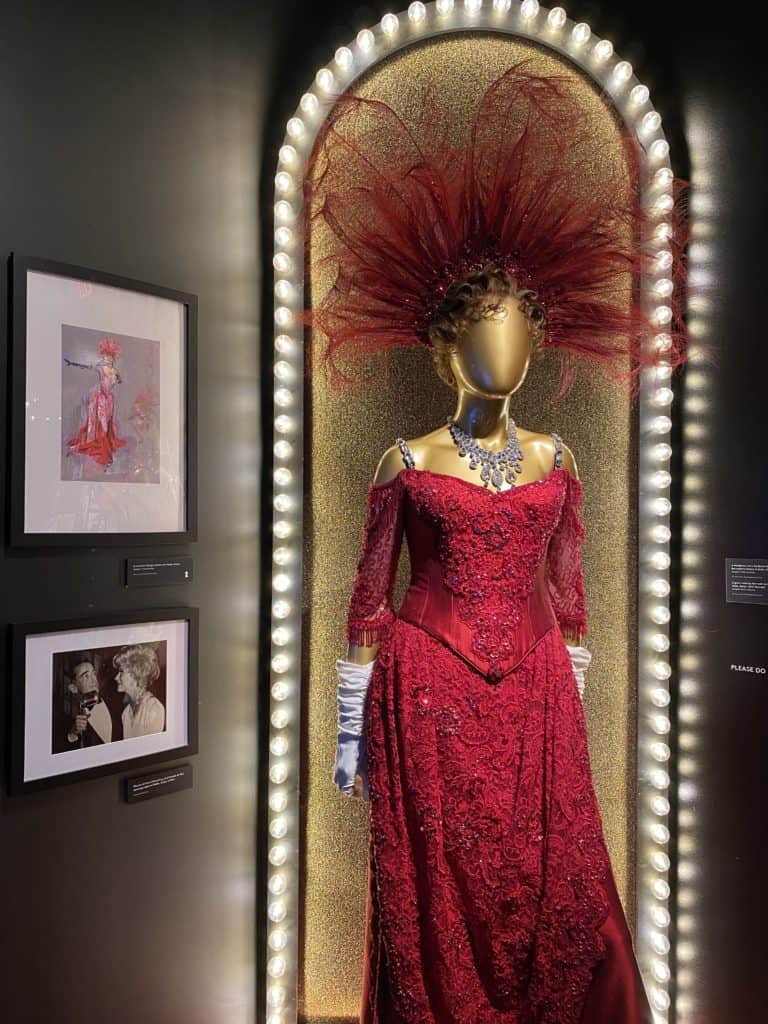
266, 7, 680, 1023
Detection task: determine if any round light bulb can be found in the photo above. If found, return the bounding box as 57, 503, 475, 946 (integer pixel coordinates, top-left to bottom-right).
651, 551, 671, 571
436, 0, 455, 13
651, 932, 670, 956
613, 60, 633, 82
268, 843, 288, 867
357, 28, 375, 51
650, 716, 671, 738
650, 741, 671, 762
408, 1, 427, 21
652, 879, 671, 900
572, 23, 591, 46
300, 93, 318, 115
267, 956, 286, 978
650, 139, 671, 160
269, 818, 288, 839
274, 388, 292, 410
269, 793, 287, 816
381, 13, 400, 35
278, 144, 297, 166
267, 984, 286, 1008
651, 524, 671, 544
652, 469, 672, 488
274, 226, 292, 246
274, 171, 292, 194
630, 84, 650, 106
267, 899, 286, 922
334, 46, 353, 69
649, 771, 670, 793
650, 823, 670, 845
315, 68, 334, 92
272, 599, 291, 619
268, 874, 286, 895
269, 762, 288, 785
651, 960, 670, 983
594, 39, 614, 63
271, 653, 290, 674
271, 681, 289, 701
274, 413, 293, 432
650, 605, 671, 625
286, 117, 304, 140
650, 580, 670, 600
273, 520, 291, 539
521, 0, 539, 20
272, 626, 290, 646
651, 795, 671, 815
273, 253, 291, 273
274, 440, 292, 459
650, 686, 671, 706
493, 0, 511, 10
641, 111, 662, 136
270, 735, 288, 757
271, 708, 290, 729
273, 573, 291, 593
547, 6, 566, 28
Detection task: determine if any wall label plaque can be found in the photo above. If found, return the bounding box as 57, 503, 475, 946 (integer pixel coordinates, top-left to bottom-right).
725, 558, 768, 605
126, 557, 193, 588
124, 764, 193, 803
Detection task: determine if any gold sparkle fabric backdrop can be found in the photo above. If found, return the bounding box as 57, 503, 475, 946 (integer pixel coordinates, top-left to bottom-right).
301, 34, 637, 1023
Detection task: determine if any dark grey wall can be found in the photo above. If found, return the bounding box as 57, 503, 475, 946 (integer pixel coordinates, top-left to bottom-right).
0, 2, 765, 1023
0, 3, 266, 1022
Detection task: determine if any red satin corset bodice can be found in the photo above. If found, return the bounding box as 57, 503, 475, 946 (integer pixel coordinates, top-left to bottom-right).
346, 465, 588, 679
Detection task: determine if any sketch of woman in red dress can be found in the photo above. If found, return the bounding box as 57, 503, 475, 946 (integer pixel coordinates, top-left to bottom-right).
64, 337, 127, 468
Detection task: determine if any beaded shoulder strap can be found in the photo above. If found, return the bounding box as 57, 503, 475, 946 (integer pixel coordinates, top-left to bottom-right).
551, 432, 564, 470
395, 436, 416, 469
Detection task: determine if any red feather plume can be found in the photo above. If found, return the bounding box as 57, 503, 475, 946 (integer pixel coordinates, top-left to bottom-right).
302, 60, 689, 401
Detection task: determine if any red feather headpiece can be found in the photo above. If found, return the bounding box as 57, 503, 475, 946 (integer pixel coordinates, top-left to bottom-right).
302, 60, 688, 400
98, 337, 122, 359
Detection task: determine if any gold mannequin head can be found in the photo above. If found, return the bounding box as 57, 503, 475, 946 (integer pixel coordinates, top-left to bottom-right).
427, 265, 546, 397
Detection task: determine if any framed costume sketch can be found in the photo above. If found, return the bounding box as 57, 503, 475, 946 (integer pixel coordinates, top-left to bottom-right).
8, 254, 197, 546
9, 607, 198, 795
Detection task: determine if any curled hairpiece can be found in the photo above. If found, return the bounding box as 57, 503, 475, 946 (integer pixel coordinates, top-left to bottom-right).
302, 60, 689, 400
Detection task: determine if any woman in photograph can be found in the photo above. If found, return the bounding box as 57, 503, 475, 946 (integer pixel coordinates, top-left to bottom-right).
114, 644, 165, 739
64, 336, 127, 468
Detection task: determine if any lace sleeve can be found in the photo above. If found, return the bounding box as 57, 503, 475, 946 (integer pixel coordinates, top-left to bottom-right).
346, 473, 406, 648
547, 471, 588, 643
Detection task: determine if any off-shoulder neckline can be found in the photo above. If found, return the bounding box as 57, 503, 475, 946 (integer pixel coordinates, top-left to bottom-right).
370, 464, 580, 496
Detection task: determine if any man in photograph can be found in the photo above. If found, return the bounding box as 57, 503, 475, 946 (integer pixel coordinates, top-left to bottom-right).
52, 659, 114, 753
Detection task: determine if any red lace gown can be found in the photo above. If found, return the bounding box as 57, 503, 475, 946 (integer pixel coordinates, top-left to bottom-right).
345, 453, 653, 1024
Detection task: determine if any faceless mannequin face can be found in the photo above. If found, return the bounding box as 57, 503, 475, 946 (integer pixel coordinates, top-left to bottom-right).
447, 294, 532, 398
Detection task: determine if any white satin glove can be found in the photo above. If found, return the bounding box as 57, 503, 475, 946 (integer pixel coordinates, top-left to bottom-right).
333, 658, 374, 800
566, 644, 592, 701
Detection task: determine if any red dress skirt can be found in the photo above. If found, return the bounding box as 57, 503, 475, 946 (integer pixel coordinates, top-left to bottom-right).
346, 464, 653, 1024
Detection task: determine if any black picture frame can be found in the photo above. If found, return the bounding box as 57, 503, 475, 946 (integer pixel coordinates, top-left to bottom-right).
8, 253, 198, 547
8, 607, 199, 795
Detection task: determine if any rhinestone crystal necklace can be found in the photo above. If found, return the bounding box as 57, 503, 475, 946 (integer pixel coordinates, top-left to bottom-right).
446, 415, 524, 490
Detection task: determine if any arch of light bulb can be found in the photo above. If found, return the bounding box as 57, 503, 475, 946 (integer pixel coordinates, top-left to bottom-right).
269, 5, 679, 1023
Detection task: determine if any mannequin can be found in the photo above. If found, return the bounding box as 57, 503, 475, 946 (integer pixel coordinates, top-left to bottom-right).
306, 60, 680, 1024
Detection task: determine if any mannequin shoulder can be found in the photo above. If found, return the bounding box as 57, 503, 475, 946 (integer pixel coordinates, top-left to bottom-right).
372, 426, 445, 485
524, 429, 579, 481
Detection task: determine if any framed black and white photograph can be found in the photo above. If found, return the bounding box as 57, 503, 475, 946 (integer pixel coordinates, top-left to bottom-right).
9, 608, 198, 794
9, 254, 197, 545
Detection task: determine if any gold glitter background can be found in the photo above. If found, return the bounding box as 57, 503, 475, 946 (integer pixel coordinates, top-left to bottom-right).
300, 34, 637, 1023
